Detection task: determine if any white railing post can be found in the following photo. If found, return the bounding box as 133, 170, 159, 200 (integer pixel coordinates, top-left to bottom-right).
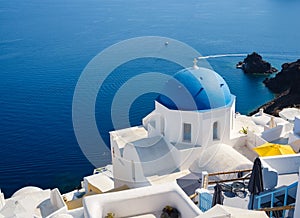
201, 171, 209, 189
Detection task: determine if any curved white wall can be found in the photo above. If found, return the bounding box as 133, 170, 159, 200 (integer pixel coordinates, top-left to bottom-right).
153, 100, 235, 147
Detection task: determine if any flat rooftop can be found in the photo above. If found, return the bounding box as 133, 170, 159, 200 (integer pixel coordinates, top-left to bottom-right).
232, 114, 264, 139
147, 170, 190, 185
110, 126, 148, 149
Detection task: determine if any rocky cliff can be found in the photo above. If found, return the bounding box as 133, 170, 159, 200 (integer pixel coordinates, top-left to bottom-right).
237, 52, 277, 74
250, 59, 300, 116
263, 59, 300, 94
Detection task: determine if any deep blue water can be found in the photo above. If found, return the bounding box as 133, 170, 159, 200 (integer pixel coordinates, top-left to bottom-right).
0, 0, 300, 197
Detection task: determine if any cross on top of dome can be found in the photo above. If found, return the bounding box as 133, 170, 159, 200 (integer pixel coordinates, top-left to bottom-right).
193, 58, 199, 70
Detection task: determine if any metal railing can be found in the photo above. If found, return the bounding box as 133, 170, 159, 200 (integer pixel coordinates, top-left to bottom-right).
257, 205, 295, 212
201, 169, 252, 188
256, 182, 298, 218
197, 169, 252, 213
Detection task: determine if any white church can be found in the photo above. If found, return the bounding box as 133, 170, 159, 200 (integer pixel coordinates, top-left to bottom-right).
109, 60, 289, 189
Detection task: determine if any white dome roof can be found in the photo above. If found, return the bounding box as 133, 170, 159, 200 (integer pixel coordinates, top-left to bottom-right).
12, 186, 43, 198
189, 144, 252, 175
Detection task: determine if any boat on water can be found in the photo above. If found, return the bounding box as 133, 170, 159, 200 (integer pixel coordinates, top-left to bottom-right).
1, 60, 300, 218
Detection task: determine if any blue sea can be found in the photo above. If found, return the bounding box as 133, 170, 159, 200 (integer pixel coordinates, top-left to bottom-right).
1, 0, 300, 197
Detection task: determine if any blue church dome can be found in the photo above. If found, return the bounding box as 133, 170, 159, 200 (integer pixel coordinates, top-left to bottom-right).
157, 67, 233, 110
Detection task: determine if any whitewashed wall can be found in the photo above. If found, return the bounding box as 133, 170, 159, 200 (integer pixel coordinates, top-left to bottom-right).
154, 100, 234, 147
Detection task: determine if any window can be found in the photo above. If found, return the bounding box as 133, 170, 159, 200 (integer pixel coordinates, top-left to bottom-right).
183, 123, 192, 142
213, 121, 219, 140
149, 120, 156, 128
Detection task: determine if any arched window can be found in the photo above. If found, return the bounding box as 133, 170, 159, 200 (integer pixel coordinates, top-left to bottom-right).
213, 121, 219, 140
183, 123, 192, 142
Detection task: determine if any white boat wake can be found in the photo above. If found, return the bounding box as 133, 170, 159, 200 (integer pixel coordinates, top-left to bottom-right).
198, 53, 247, 59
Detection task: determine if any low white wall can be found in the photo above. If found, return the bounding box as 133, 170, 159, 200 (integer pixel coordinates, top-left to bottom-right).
227, 134, 246, 148
289, 133, 300, 152
261, 125, 283, 142
46, 188, 67, 218
246, 131, 267, 149
68, 208, 85, 217
83, 182, 202, 218
50, 188, 65, 209
261, 154, 300, 174
288, 133, 300, 145
260, 159, 278, 190
0, 191, 4, 210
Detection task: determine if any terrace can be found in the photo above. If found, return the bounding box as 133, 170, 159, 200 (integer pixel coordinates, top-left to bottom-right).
196, 154, 300, 217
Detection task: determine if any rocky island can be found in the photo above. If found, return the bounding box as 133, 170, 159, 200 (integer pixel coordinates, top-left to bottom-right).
237, 52, 278, 74
250, 59, 300, 116
263, 59, 300, 94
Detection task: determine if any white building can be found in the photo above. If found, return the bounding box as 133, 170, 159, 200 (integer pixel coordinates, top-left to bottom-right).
110, 63, 254, 189
2, 61, 300, 217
